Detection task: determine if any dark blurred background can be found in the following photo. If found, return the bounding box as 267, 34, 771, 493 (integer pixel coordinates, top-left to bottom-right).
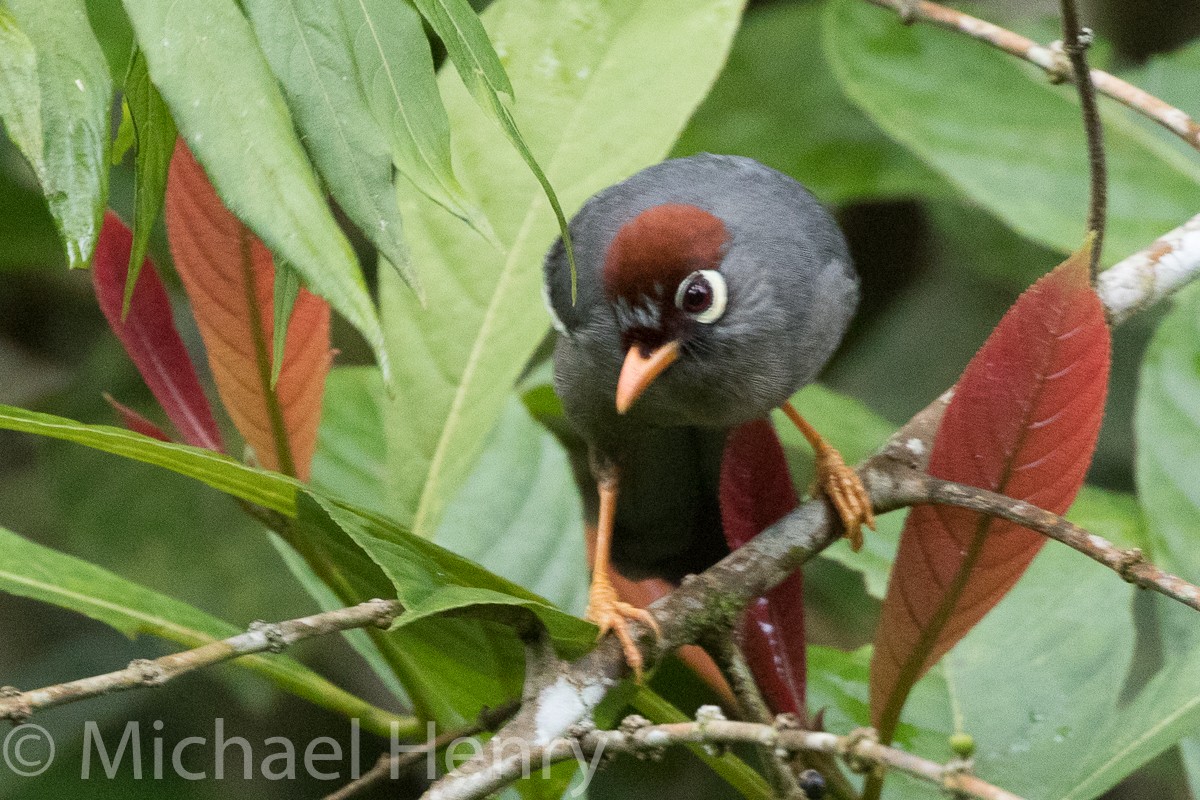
1, 0, 1197, 797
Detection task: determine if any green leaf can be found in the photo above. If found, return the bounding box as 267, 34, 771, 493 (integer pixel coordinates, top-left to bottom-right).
410, 0, 578, 296
270, 260, 301, 388
436, 396, 589, 615
942, 537, 1136, 798
674, 1, 947, 205
0, 524, 414, 737
243, 0, 420, 297
381, 0, 745, 537
0, 9, 43, 176
287, 493, 541, 725
340, 0, 493, 243
121, 47, 175, 317
3, 0, 112, 268
309, 492, 596, 657
311, 366, 391, 516
1137, 282, 1200, 582
119, 0, 390, 378
267, 532, 410, 704
823, 0, 1200, 264
0, 404, 299, 515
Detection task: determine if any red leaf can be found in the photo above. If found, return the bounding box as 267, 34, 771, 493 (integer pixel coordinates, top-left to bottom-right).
720, 419, 805, 716
164, 141, 331, 480
103, 393, 172, 442
869, 245, 1111, 743
92, 212, 224, 452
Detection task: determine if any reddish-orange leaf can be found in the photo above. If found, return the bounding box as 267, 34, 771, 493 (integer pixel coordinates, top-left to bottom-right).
92, 212, 224, 452
720, 418, 806, 717
164, 141, 331, 480
869, 245, 1110, 744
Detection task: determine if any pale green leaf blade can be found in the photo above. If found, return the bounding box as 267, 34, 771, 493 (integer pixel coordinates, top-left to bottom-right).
4, 0, 112, 269
311, 366, 391, 516
382, 0, 745, 537
436, 396, 589, 614
412, 0, 576, 297
243, 0, 419, 295
340, 0, 493, 242
121, 47, 176, 317
823, 0, 1200, 263
0, 404, 298, 515
119, 0, 390, 377
270, 260, 301, 388
0, 9, 44, 177
0, 524, 412, 736
410, 0, 512, 102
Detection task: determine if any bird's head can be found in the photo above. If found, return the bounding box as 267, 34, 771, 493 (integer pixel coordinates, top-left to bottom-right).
602, 203, 732, 414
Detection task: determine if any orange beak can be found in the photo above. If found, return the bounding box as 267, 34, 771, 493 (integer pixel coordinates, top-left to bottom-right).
615, 340, 680, 414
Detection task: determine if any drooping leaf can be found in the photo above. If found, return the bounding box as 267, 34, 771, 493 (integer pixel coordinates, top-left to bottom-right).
242, 0, 419, 295
870, 244, 1111, 748
0, 523, 413, 737
287, 492, 565, 726
410, 0, 577, 291
165, 142, 331, 480
382, 0, 745, 537
309, 493, 596, 657
92, 211, 225, 452
674, 1, 947, 205
102, 393, 171, 442
121, 48, 176, 315
720, 419, 805, 717
0, 404, 298, 515
119, 0, 389, 376
2, 0, 112, 268
824, 0, 1200, 264
337, 0, 493, 242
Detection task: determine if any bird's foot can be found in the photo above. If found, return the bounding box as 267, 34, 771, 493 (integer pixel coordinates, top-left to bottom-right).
586, 576, 661, 680
814, 447, 876, 551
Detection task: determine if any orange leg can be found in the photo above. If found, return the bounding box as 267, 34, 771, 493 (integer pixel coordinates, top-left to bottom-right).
782, 401, 876, 551
586, 475, 661, 679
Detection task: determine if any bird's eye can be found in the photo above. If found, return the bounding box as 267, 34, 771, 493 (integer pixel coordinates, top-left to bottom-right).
675, 270, 727, 324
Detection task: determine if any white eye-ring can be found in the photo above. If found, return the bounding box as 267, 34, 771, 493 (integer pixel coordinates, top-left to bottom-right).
675, 269, 727, 324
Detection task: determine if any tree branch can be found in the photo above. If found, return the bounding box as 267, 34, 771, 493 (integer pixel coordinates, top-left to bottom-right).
864, 0, 1200, 156
0, 598, 416, 737
431, 712, 1024, 800
425, 203, 1200, 800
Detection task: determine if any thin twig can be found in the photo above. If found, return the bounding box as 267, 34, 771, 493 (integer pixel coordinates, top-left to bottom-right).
1058, 0, 1107, 278
322, 702, 520, 800
908, 476, 1200, 613
863, 0, 1200, 156
437, 715, 1022, 800
0, 599, 415, 737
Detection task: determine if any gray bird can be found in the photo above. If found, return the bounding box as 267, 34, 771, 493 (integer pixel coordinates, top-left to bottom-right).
543, 154, 873, 674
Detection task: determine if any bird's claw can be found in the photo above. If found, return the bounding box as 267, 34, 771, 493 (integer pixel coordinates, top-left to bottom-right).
587, 577, 661, 680
814, 448, 876, 551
